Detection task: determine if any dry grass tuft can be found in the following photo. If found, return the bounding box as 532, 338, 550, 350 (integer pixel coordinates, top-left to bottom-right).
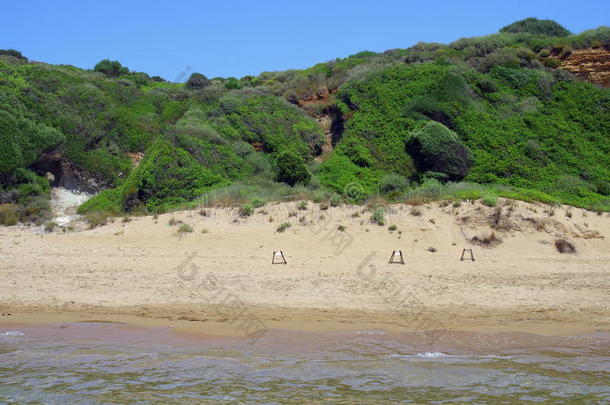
85, 212, 111, 229
470, 232, 502, 247
168, 217, 182, 226
555, 238, 576, 254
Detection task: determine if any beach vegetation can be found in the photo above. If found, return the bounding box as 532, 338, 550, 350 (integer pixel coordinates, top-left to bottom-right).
371, 208, 385, 225
177, 223, 193, 233
276, 222, 291, 233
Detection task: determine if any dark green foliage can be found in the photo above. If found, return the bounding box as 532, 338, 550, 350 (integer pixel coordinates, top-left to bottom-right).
276, 151, 310, 186
406, 122, 472, 180
0, 110, 64, 174
499, 18, 571, 37
0, 49, 27, 60
225, 77, 242, 90
186, 73, 211, 89
94, 59, 129, 77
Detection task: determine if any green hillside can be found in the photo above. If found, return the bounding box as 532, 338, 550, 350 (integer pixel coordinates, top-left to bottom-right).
1, 18, 609, 225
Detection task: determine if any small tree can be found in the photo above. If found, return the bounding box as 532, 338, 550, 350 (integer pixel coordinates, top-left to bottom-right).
94, 59, 129, 77
225, 77, 242, 90
276, 151, 310, 186
186, 73, 211, 89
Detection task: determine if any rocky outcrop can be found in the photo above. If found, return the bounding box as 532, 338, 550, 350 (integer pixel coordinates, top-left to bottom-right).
558, 47, 610, 87
297, 90, 345, 161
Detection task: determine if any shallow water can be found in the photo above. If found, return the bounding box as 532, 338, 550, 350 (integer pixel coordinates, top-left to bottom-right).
0, 323, 609, 404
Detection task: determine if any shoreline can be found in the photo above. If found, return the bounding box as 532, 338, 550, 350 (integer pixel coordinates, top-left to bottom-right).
1, 306, 608, 339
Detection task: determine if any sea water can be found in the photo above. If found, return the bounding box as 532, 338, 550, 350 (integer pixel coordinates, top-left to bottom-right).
0, 323, 608, 404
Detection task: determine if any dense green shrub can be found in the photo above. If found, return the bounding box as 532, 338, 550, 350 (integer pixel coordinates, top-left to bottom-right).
118, 138, 227, 211
406, 122, 472, 180
276, 151, 310, 186
94, 59, 129, 77
499, 18, 571, 37
0, 110, 64, 174
240, 203, 254, 216
371, 207, 385, 225
0, 49, 27, 60
185, 73, 211, 89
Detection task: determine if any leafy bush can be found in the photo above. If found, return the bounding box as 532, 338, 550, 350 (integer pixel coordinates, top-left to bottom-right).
482, 195, 497, 207
185, 73, 211, 89
406, 121, 472, 180
0, 49, 27, 60
499, 18, 571, 37
240, 203, 254, 216
378, 174, 410, 196
94, 59, 129, 77
119, 138, 226, 211
0, 110, 64, 174
177, 223, 194, 234
251, 197, 265, 208
276, 151, 310, 186
371, 207, 384, 225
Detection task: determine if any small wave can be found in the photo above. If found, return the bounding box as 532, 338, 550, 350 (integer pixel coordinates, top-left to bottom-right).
417, 351, 448, 358
389, 352, 510, 360
354, 330, 386, 335
0, 330, 25, 337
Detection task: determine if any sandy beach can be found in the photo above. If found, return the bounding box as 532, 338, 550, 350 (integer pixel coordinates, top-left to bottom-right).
1, 199, 609, 338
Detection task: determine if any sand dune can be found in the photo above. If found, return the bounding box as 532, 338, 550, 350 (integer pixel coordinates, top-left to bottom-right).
1, 199, 609, 337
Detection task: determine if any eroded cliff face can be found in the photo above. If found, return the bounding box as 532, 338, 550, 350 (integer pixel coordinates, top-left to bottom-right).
558, 47, 610, 87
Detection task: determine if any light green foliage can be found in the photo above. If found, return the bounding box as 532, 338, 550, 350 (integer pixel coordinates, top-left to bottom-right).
371, 207, 385, 225
482, 195, 497, 207
177, 223, 194, 234
240, 203, 254, 216
120, 138, 227, 211
0, 110, 64, 174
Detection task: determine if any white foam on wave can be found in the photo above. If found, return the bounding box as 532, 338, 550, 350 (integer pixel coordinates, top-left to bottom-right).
354, 330, 386, 335
1, 330, 24, 337
416, 351, 448, 358
389, 352, 510, 360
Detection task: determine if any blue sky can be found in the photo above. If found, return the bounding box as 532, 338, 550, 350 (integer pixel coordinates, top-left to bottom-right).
2, 0, 608, 81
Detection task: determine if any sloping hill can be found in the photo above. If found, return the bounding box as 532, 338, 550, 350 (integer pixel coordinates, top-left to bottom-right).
0, 18, 609, 227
